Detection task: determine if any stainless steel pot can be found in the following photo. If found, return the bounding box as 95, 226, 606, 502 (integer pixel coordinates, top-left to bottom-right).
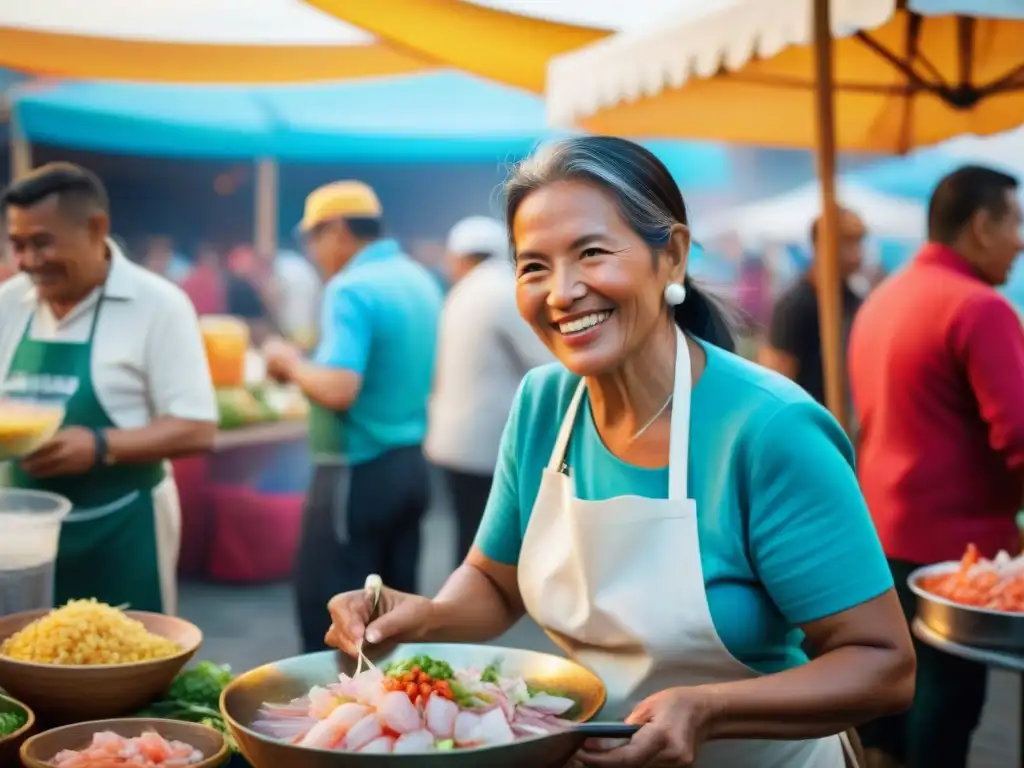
909, 562, 1024, 650
221, 644, 636, 768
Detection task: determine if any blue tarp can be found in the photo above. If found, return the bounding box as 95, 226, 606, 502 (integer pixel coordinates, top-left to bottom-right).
0, 67, 24, 93
10, 70, 732, 186
847, 148, 1024, 201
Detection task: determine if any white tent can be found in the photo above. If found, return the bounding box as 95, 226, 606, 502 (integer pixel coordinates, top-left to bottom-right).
940, 127, 1024, 174
697, 181, 926, 245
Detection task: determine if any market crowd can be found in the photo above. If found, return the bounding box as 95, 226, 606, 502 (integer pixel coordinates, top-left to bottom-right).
2, 147, 1023, 768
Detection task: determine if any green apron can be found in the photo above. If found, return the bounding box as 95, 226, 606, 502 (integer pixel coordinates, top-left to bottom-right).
307, 402, 347, 459
2, 289, 168, 612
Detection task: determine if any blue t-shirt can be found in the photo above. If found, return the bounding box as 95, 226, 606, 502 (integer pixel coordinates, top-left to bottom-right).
313, 239, 443, 464
476, 339, 892, 673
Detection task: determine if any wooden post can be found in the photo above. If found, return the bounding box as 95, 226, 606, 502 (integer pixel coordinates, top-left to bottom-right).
254, 158, 279, 258
9, 111, 32, 181
811, 0, 849, 432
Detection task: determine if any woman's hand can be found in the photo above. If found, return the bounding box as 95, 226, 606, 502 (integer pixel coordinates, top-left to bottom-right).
325, 586, 435, 656
577, 687, 716, 768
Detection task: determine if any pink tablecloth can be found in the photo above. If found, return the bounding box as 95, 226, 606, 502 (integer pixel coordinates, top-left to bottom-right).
174, 424, 308, 584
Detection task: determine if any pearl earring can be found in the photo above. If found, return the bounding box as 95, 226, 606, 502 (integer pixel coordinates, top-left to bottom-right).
664, 282, 687, 307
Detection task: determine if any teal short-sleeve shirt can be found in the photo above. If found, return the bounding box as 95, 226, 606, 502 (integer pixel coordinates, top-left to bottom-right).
476, 339, 892, 673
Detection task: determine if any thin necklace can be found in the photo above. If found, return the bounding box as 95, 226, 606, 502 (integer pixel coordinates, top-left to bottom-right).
630, 392, 673, 442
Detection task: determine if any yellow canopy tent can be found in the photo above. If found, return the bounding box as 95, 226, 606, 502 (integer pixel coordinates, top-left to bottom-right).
0, 0, 614, 87
0, 1, 437, 83
546, 0, 1024, 430
301, 0, 610, 93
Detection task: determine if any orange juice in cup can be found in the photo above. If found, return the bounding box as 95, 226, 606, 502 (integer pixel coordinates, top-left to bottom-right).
200, 316, 250, 389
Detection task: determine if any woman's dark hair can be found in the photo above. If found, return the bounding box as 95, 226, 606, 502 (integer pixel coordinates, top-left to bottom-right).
504, 136, 734, 352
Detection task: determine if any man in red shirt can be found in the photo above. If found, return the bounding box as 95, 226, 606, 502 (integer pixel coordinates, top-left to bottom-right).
850, 166, 1024, 768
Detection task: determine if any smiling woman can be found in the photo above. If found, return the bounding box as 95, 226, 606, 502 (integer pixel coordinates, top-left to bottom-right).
323, 137, 914, 767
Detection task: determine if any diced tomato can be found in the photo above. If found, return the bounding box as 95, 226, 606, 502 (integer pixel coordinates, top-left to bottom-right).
405, 682, 418, 698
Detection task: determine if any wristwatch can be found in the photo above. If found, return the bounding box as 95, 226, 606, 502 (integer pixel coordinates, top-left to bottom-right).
92, 428, 116, 467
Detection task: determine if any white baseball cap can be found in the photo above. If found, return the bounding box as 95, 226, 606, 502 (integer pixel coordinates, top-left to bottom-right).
446, 216, 508, 260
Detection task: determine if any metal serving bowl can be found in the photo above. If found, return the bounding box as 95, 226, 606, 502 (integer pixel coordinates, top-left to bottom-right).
909, 562, 1024, 650
221, 643, 615, 768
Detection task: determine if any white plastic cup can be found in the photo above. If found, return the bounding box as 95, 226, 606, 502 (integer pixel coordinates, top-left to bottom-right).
0, 489, 72, 615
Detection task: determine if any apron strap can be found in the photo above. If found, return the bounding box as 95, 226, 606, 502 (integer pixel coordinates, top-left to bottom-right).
85, 284, 107, 343
668, 327, 692, 500
546, 378, 588, 472
546, 330, 694, 491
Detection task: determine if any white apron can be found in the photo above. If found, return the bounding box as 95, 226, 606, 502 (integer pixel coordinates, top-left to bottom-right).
517, 328, 856, 768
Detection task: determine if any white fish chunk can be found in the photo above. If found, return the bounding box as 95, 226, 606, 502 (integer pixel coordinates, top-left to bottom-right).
307, 686, 341, 719
351, 670, 385, 707
358, 736, 395, 753
343, 713, 384, 751
298, 702, 370, 749
476, 707, 516, 746
425, 694, 459, 739
393, 729, 437, 754
525, 693, 576, 716
377, 691, 423, 734
454, 712, 483, 747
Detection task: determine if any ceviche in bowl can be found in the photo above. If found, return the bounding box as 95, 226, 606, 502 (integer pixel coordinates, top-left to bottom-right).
221, 644, 614, 767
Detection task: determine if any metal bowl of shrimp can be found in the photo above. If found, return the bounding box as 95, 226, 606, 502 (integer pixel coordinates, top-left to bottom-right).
910, 561, 1024, 650
221, 643, 637, 768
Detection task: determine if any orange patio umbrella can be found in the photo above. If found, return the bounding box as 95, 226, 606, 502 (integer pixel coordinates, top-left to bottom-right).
300, 0, 610, 93
546, 0, 1024, 430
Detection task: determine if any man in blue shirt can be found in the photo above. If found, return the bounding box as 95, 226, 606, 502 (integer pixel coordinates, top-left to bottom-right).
264, 180, 443, 652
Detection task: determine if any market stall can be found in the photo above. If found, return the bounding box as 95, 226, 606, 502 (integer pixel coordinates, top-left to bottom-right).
174, 318, 309, 585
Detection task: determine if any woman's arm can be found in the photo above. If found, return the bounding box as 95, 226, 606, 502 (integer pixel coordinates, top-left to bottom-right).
702, 590, 914, 739
425, 549, 526, 642
705, 399, 915, 737
106, 418, 216, 463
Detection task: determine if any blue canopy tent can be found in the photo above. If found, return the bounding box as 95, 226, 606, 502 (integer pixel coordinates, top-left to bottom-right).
9, 70, 732, 254
9, 70, 731, 176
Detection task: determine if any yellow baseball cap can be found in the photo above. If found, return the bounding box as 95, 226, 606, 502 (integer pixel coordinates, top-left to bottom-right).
297, 180, 382, 233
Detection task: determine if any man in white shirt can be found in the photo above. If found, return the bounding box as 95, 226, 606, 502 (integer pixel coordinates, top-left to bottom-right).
272, 248, 322, 347
425, 216, 553, 564
0, 163, 217, 615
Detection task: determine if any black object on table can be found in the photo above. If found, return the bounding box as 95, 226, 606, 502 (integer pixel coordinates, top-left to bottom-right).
912, 617, 1024, 768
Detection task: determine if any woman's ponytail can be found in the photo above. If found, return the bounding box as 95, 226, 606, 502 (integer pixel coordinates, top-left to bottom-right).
674, 277, 736, 352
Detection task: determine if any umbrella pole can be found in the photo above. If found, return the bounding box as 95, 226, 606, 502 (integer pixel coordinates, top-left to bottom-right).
811, 0, 850, 433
